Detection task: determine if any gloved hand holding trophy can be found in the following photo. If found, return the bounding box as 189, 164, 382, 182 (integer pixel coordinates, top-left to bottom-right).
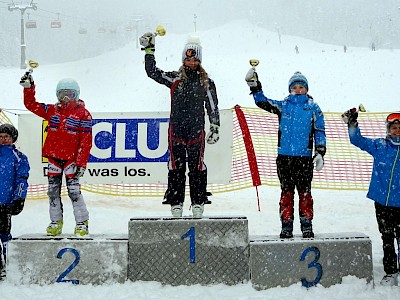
139, 25, 166, 54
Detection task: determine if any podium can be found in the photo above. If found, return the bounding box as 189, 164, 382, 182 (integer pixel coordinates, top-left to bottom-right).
6, 234, 128, 285
128, 216, 250, 285
6, 219, 373, 288
250, 233, 373, 289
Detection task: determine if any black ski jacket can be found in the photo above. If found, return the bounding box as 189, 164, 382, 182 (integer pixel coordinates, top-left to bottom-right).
145, 54, 220, 134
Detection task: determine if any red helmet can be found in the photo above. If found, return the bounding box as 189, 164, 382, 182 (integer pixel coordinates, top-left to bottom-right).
386, 113, 400, 133
386, 112, 400, 145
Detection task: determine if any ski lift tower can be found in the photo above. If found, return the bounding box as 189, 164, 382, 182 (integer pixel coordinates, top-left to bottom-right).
132, 15, 143, 49
8, 0, 38, 69
193, 14, 197, 32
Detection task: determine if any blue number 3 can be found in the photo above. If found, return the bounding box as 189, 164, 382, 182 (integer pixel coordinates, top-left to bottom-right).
56, 248, 80, 284
300, 246, 323, 288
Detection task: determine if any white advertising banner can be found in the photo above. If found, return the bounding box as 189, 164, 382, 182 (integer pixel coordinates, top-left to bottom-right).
18, 110, 233, 185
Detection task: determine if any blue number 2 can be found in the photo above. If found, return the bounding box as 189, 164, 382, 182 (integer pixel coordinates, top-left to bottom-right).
300, 246, 323, 288
56, 248, 80, 284
181, 227, 196, 263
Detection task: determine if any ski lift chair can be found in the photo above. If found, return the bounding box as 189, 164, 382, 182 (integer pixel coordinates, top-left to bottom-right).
25, 20, 37, 29
51, 20, 62, 28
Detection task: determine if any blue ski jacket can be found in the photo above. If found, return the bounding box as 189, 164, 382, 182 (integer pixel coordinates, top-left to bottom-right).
253, 91, 326, 157
349, 126, 400, 208
0, 144, 30, 206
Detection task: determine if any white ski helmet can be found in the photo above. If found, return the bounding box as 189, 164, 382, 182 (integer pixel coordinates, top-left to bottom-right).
56, 78, 80, 101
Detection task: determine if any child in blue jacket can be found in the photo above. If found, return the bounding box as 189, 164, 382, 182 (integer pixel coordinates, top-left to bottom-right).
0, 124, 30, 279
343, 110, 400, 286
245, 70, 326, 239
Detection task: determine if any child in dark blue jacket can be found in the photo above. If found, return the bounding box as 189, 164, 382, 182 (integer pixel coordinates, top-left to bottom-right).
343, 110, 400, 286
0, 124, 30, 279
246, 70, 326, 239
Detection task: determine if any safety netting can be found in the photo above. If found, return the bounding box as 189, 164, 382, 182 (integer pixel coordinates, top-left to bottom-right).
0, 107, 388, 200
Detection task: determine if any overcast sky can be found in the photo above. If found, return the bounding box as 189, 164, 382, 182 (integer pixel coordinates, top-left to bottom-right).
2, 0, 400, 67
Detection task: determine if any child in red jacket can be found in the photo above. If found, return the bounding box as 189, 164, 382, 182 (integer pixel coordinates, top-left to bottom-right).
21, 73, 92, 236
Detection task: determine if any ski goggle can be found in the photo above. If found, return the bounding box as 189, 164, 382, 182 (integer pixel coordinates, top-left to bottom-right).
57, 89, 77, 100
184, 49, 199, 60
386, 113, 400, 123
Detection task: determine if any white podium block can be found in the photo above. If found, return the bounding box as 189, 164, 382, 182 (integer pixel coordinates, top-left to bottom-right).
250, 233, 373, 290
7, 234, 128, 285
128, 216, 250, 286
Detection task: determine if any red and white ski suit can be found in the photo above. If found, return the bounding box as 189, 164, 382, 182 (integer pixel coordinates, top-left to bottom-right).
23, 86, 92, 168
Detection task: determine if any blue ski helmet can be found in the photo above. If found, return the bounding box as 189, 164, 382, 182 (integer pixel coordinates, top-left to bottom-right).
56, 78, 80, 101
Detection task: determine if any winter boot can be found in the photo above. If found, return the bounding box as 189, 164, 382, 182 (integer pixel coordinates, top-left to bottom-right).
301, 219, 314, 238
171, 204, 183, 218
0, 267, 5, 281
163, 170, 186, 205
0, 251, 4, 281
302, 231, 315, 238
280, 221, 293, 239
380, 273, 398, 286
46, 220, 63, 236
74, 220, 89, 236
192, 204, 204, 218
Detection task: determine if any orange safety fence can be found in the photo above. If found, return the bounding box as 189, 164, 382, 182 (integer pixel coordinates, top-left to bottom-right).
0, 107, 388, 200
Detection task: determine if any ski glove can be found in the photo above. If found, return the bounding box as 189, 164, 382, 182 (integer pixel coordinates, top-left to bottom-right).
313, 154, 324, 171
206, 124, 220, 144
20, 71, 34, 88
75, 166, 86, 178
139, 32, 155, 54
341, 108, 358, 128
245, 68, 262, 94
10, 198, 25, 215
315, 145, 326, 157
312, 145, 325, 171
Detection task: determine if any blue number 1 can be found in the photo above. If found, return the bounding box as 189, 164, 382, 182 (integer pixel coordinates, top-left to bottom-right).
56, 248, 80, 284
300, 246, 323, 288
181, 227, 196, 263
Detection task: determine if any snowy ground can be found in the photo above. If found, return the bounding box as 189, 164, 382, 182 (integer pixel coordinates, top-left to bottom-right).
2, 188, 399, 299
1, 19, 400, 299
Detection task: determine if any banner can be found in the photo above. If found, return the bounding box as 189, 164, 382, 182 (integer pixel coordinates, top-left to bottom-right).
18, 110, 233, 185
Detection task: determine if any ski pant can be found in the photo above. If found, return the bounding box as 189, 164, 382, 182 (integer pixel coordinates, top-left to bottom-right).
47, 158, 89, 223
164, 125, 208, 206
375, 202, 400, 275
0, 209, 12, 270
276, 155, 314, 231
